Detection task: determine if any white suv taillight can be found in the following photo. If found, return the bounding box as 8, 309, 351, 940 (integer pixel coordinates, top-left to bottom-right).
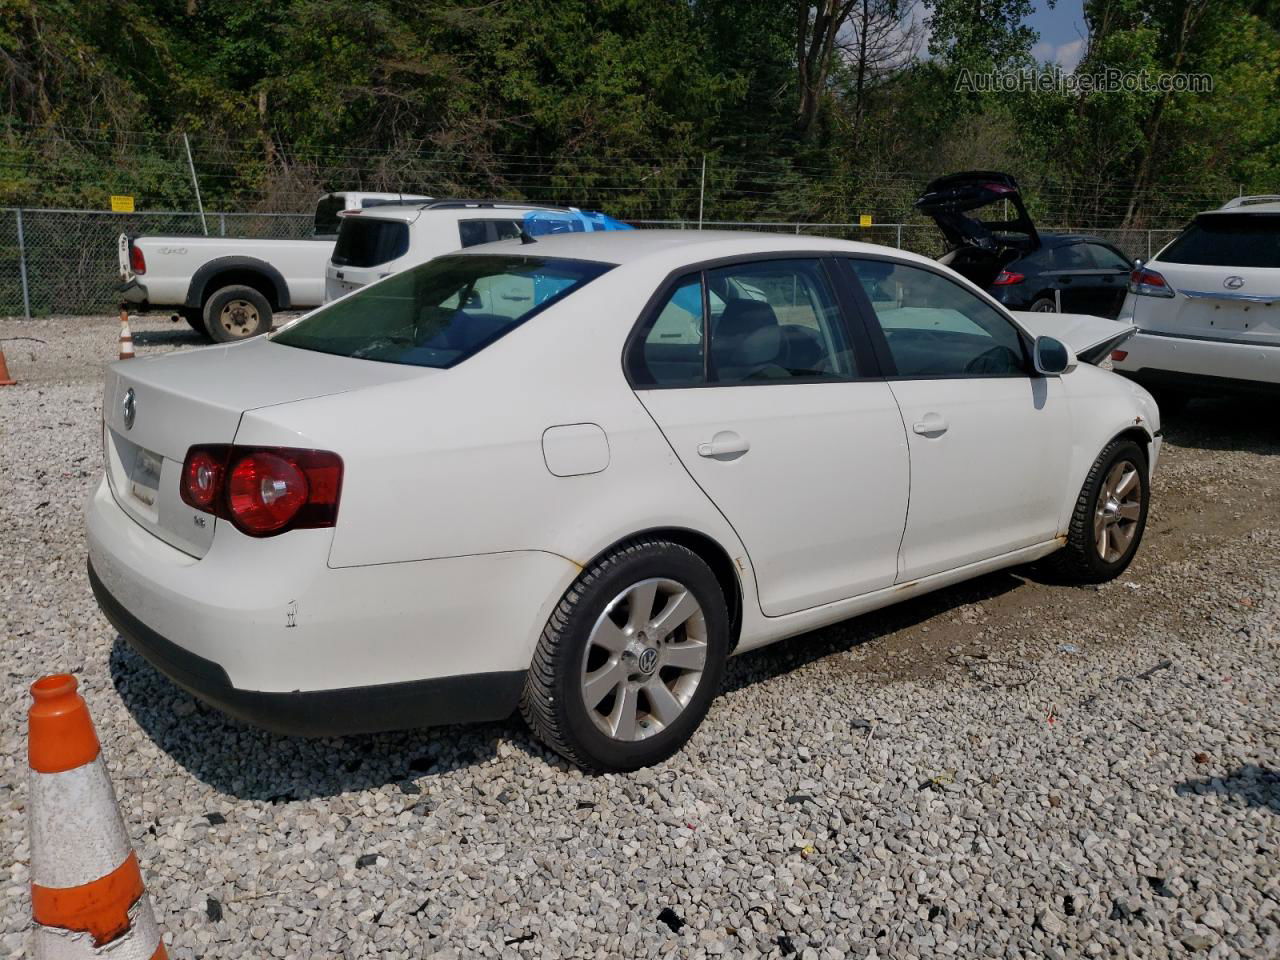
1128, 266, 1175, 298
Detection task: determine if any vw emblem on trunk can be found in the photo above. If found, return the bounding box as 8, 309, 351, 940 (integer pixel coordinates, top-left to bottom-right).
1224, 275, 1245, 290
122, 388, 137, 430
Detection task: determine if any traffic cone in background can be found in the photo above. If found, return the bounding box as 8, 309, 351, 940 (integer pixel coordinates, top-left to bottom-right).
118, 304, 135, 360
0, 348, 15, 386
27, 675, 167, 960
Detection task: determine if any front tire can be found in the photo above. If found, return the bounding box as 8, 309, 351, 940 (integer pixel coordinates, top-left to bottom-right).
521, 538, 729, 772
1052, 438, 1149, 583
1030, 296, 1058, 313
203, 285, 272, 342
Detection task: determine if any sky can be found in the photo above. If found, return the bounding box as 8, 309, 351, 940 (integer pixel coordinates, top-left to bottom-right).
1027, 0, 1089, 71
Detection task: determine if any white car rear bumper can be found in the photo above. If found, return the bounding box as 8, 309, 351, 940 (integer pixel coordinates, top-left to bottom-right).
1113, 331, 1280, 394
85, 476, 575, 735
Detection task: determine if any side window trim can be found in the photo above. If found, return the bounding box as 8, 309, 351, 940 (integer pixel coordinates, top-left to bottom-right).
837, 255, 1037, 381
623, 253, 886, 390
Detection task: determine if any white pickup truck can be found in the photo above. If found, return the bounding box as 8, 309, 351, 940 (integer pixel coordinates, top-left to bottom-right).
118, 192, 429, 341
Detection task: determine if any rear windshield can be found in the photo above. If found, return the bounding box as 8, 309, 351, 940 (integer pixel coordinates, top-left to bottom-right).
331, 217, 410, 268
1160, 214, 1280, 268
273, 254, 612, 368
314, 196, 346, 237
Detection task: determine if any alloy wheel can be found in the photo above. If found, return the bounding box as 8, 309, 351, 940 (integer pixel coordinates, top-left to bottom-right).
579, 577, 708, 741
1094, 459, 1143, 563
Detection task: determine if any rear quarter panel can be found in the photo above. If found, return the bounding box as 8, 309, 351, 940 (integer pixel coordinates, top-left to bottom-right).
234, 269, 756, 583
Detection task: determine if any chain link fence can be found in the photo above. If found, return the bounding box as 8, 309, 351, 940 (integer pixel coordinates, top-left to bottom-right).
0, 207, 1183, 318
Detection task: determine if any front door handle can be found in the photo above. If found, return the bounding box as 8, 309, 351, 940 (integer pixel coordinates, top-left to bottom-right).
912, 413, 949, 437
697, 431, 750, 460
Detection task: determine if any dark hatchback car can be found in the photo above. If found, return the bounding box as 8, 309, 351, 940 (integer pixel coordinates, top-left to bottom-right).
917, 172, 1136, 319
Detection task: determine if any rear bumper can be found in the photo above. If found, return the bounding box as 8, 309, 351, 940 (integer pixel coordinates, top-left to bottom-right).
85, 475, 576, 735
90, 561, 524, 736
117, 278, 150, 307
1113, 331, 1280, 396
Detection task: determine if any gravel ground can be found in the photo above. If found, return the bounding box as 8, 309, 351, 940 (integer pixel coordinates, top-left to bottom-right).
2, 314, 1278, 959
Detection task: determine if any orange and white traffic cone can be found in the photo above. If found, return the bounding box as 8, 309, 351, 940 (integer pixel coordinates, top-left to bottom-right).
0, 347, 15, 386
28, 674, 167, 960
118, 305, 135, 360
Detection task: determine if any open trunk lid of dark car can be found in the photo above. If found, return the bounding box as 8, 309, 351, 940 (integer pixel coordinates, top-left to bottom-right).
916, 171, 1041, 288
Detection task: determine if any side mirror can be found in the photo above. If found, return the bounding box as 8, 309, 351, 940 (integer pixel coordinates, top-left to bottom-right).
1033, 335, 1073, 375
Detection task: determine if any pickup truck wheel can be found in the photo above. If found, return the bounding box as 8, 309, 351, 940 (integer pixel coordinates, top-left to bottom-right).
179, 309, 208, 337
204, 285, 272, 342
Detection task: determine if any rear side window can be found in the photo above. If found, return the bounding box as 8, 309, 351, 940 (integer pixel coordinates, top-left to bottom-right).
458, 219, 524, 248
1160, 214, 1280, 268
274, 254, 611, 368
629, 259, 857, 386
1050, 243, 1093, 270
331, 218, 410, 268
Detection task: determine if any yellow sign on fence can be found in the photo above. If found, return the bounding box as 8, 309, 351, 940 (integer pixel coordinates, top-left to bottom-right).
110, 195, 135, 213
859, 214, 873, 227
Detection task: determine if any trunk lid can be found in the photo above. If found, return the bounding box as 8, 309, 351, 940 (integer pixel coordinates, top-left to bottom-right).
1141, 212, 1280, 345
102, 337, 431, 557
916, 171, 1041, 288
1010, 311, 1136, 365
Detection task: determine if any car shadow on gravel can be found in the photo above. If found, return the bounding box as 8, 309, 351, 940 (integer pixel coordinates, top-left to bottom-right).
1174, 765, 1280, 813
109, 638, 547, 802
1159, 399, 1280, 456
721, 569, 1028, 694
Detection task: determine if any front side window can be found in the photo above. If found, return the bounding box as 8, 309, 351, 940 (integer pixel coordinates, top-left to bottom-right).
847, 259, 1026, 377
274, 254, 611, 368
629, 259, 858, 387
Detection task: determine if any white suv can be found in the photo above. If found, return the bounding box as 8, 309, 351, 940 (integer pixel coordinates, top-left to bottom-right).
323, 200, 630, 302
1112, 196, 1280, 404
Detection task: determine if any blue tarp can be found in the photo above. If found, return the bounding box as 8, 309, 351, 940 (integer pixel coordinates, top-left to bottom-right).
523, 209, 635, 236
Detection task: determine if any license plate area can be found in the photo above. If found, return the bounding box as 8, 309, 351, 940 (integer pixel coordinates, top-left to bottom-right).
130, 447, 163, 507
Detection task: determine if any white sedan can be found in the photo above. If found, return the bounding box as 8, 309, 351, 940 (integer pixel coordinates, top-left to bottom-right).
88, 231, 1159, 771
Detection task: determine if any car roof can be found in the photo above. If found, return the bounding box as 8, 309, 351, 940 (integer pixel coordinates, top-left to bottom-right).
454, 229, 941, 269
1212, 196, 1280, 214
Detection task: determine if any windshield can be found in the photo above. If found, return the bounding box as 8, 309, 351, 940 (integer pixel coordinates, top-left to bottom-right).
1160, 214, 1280, 268
273, 254, 612, 368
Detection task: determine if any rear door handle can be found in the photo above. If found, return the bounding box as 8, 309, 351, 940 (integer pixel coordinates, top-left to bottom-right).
912, 413, 948, 437
697, 431, 750, 460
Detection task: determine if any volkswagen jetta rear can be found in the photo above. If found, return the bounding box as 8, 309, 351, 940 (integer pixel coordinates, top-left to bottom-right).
88, 253, 608, 734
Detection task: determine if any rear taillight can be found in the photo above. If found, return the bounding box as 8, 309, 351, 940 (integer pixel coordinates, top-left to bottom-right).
1128, 266, 1174, 298
1111, 350, 1128, 362
180, 445, 343, 537
992, 270, 1024, 286
129, 242, 146, 275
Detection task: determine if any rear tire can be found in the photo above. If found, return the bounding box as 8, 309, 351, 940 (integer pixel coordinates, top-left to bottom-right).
1051, 439, 1149, 583
180, 308, 208, 337
521, 538, 729, 773
1029, 296, 1058, 313
203, 285, 272, 342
